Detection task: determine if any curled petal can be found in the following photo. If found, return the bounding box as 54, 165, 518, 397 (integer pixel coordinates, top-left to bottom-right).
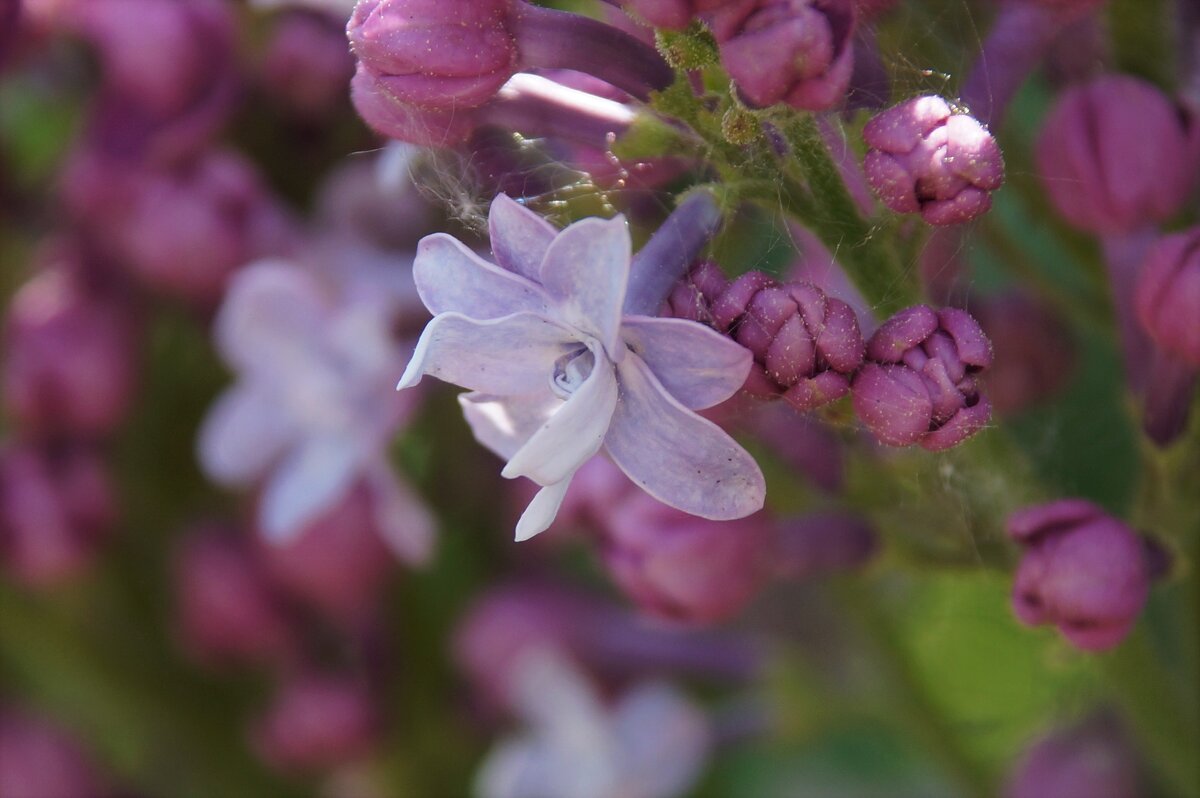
398, 312, 573, 392
489, 194, 558, 282
539, 216, 631, 357
458, 389, 561, 462
414, 233, 549, 319
259, 436, 364, 541
605, 355, 765, 520
514, 476, 575, 542
502, 349, 618, 485
920, 395, 991, 451
620, 316, 752, 410
197, 383, 296, 486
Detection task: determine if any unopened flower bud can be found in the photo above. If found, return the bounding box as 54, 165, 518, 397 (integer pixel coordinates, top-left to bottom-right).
1006, 714, 1142, 798
621, 0, 740, 30
973, 292, 1075, 416
1035, 75, 1200, 235
711, 0, 856, 111
852, 305, 993, 450
0, 442, 117, 588
261, 11, 355, 118
0, 709, 107, 798
598, 492, 771, 624
1008, 499, 1150, 651
1135, 227, 1200, 368
173, 524, 295, 667
864, 95, 1004, 225
3, 266, 137, 438
251, 671, 378, 772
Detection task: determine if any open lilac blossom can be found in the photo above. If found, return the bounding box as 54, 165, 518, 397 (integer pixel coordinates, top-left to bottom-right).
474, 648, 711, 798
197, 258, 434, 562
1008, 499, 1151, 652
398, 195, 764, 541
863, 95, 1005, 225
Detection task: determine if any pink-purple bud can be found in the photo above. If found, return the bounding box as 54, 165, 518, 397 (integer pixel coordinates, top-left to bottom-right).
3, 266, 137, 438
1135, 227, 1200, 368
711, 0, 856, 111
1006, 715, 1142, 798
1035, 75, 1200, 235
0, 709, 107, 798
0, 442, 117, 588
173, 524, 295, 668
1007, 499, 1151, 652
666, 262, 865, 411
599, 492, 771, 624
852, 305, 993, 450
251, 672, 378, 772
973, 292, 1076, 416
257, 483, 395, 622
863, 95, 1004, 225
261, 11, 356, 119
621, 0, 738, 29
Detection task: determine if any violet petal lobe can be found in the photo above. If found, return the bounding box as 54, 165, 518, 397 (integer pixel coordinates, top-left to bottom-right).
260, 435, 363, 541
539, 216, 631, 358
197, 383, 296, 486
398, 312, 573, 392
215, 260, 329, 373
489, 194, 559, 282
620, 316, 752, 410
605, 354, 765, 520
515, 476, 577, 542
458, 389, 562, 461
1006, 498, 1104, 542
414, 233, 550, 319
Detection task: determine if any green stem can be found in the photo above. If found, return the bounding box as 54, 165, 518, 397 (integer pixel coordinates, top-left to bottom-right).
835, 582, 996, 798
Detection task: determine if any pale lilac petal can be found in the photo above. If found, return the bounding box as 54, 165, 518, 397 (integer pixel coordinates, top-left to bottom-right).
458, 389, 560, 461
620, 316, 752, 410
197, 383, 296, 486
489, 194, 558, 282
612, 683, 710, 798
259, 436, 363, 542
215, 260, 328, 372
515, 476, 575, 542
606, 355, 765, 520
414, 233, 549, 319
363, 459, 435, 565
397, 312, 573, 392
501, 351, 618, 485
539, 216, 631, 356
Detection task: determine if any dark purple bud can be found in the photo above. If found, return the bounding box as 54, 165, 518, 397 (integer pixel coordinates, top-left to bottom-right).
257, 482, 395, 622
973, 292, 1076, 416
1007, 499, 1150, 652
711, 0, 856, 111
863, 95, 1004, 225
261, 11, 355, 119
598, 492, 772, 624
0, 709, 107, 798
773, 510, 878, 578
251, 671, 378, 772
3, 266, 137, 438
0, 442, 117, 588
64, 148, 294, 304
1035, 75, 1200, 235
1006, 714, 1142, 798
852, 305, 993, 450
621, 0, 739, 29
1135, 227, 1200, 368
173, 523, 295, 668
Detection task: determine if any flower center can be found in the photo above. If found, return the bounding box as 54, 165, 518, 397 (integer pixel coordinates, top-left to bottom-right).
550, 346, 595, 399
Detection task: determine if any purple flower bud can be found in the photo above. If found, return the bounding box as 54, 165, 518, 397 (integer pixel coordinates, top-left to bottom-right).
852, 305, 993, 450
64, 148, 294, 304
1007, 499, 1150, 652
621, 0, 740, 30
598, 492, 772, 624
668, 264, 865, 412
257, 482, 395, 622
772, 510, 878, 578
251, 671, 378, 772
173, 524, 295, 668
863, 95, 1004, 225
1135, 227, 1200, 368
973, 292, 1076, 416
1006, 714, 1142, 798
0, 709, 107, 798
3, 266, 137, 438
261, 11, 355, 119
0, 442, 117, 588
711, 0, 856, 111
1035, 75, 1200, 235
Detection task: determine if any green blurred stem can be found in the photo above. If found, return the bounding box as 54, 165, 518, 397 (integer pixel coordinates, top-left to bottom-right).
836, 582, 995, 798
